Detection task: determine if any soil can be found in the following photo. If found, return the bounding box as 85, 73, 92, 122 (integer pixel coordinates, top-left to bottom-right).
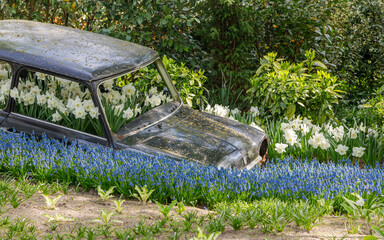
1, 188, 379, 240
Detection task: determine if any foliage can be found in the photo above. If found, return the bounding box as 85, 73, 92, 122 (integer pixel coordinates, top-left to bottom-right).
336, 0, 384, 98
42, 194, 62, 210
355, 93, 384, 127
134, 56, 207, 108
97, 186, 115, 201
247, 51, 343, 123
0, 0, 204, 67
132, 185, 154, 205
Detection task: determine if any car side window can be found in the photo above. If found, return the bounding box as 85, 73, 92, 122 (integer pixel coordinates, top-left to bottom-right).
0, 61, 12, 109
98, 65, 175, 134
10, 70, 104, 136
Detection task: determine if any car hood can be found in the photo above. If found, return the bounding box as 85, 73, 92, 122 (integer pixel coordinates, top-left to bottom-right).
116, 104, 267, 168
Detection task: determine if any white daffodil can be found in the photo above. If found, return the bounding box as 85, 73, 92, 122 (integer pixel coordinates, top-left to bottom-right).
114, 104, 124, 115
134, 106, 142, 116
83, 99, 94, 112
52, 111, 62, 122
10, 88, 19, 99
89, 107, 99, 119
36, 72, 46, 80
308, 132, 329, 149
249, 106, 259, 117
275, 143, 288, 154
300, 124, 310, 135
284, 128, 298, 146
335, 144, 348, 155
122, 108, 134, 119
367, 128, 378, 138
348, 128, 359, 139
289, 117, 302, 131
73, 106, 86, 119
148, 86, 158, 95
103, 80, 113, 91
250, 122, 264, 132
213, 104, 230, 118
352, 147, 365, 158
312, 125, 321, 133
231, 108, 240, 115
122, 83, 136, 97
281, 123, 290, 132
0, 69, 9, 80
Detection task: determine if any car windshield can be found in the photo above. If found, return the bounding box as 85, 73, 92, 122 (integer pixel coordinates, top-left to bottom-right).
98, 61, 180, 136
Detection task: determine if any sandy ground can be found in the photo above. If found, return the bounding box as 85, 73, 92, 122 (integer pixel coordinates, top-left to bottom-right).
0, 187, 379, 239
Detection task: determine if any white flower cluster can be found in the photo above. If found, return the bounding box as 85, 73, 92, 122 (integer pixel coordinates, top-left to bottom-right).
203, 104, 264, 132
100, 81, 172, 121
274, 116, 371, 159
10, 75, 99, 122
0, 68, 11, 105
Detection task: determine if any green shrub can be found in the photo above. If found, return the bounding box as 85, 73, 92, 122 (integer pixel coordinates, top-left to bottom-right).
134, 56, 207, 108
247, 50, 343, 124
336, 0, 384, 97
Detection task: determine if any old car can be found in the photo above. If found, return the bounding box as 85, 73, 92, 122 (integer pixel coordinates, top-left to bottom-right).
0, 20, 268, 169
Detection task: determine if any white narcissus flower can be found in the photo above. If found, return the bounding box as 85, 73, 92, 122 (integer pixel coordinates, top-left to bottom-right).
83, 99, 94, 112
25, 93, 35, 105
308, 132, 329, 149
52, 111, 62, 122
103, 80, 113, 91
231, 108, 240, 115
284, 128, 298, 146
359, 123, 366, 132
249, 106, 259, 117
89, 107, 99, 119
0, 69, 9, 80
148, 86, 158, 95
36, 94, 48, 105
134, 106, 142, 116
122, 83, 136, 97
114, 104, 124, 115
204, 104, 214, 114
290, 117, 302, 131
10, 88, 19, 99
367, 128, 378, 138
312, 125, 321, 133
335, 144, 348, 155
36, 72, 46, 80
275, 143, 288, 154
122, 108, 134, 119
348, 128, 359, 139
250, 122, 264, 132
213, 104, 230, 118
302, 117, 312, 128
352, 147, 365, 158
281, 123, 290, 132
300, 124, 310, 135
73, 106, 86, 119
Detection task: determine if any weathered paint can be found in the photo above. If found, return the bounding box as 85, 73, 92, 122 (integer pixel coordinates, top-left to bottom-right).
0, 20, 158, 81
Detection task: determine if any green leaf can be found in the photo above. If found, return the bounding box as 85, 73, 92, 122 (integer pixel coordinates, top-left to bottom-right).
363, 236, 378, 240
286, 103, 296, 120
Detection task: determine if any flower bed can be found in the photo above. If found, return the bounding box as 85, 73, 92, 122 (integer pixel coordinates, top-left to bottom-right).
0, 130, 383, 207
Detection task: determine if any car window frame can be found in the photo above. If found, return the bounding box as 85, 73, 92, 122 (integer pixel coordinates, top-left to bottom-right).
92, 58, 183, 141
3, 65, 111, 146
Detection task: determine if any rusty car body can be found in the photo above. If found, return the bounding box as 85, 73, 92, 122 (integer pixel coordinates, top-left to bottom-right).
0, 20, 268, 169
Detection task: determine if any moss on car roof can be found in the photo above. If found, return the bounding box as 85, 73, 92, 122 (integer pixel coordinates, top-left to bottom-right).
0, 20, 159, 81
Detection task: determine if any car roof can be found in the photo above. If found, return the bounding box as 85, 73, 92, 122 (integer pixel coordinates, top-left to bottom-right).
0, 20, 159, 82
